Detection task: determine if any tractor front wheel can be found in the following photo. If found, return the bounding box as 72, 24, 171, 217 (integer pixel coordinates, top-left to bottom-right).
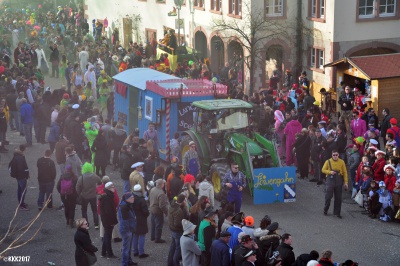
210, 163, 230, 201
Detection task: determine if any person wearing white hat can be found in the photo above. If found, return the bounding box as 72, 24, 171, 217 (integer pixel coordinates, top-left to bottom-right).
180, 219, 201, 266
129, 162, 145, 195
83, 63, 97, 100
373, 150, 386, 182
377, 180, 393, 222
99, 182, 118, 258
383, 164, 397, 193
131, 184, 150, 258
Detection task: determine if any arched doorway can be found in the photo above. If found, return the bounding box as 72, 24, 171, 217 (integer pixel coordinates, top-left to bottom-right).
195, 31, 208, 60
210, 36, 224, 74
265, 45, 283, 81
228, 40, 244, 84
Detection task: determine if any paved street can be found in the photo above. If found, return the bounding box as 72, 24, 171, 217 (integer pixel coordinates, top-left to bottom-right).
0, 78, 399, 266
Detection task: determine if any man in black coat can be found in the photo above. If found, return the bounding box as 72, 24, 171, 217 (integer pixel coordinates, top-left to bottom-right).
293, 250, 319, 266
380, 108, 392, 145
361, 108, 378, 129
9, 144, 30, 210
33, 96, 50, 144
99, 182, 119, 259
233, 235, 263, 266
132, 184, 150, 258
37, 149, 56, 210
275, 233, 295, 266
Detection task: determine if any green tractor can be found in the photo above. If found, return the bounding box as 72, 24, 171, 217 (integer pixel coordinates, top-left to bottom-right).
180, 99, 280, 199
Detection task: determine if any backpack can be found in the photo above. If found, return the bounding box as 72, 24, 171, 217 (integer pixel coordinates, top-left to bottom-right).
60, 178, 74, 195
8, 158, 17, 178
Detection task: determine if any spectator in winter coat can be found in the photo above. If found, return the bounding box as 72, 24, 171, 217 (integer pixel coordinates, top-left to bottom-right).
168, 194, 189, 266
294, 128, 312, 179
121, 144, 140, 193
233, 234, 263, 266
76, 163, 102, 229
318, 250, 335, 266
310, 129, 326, 184
275, 233, 295, 266
210, 231, 232, 266
91, 130, 109, 177
65, 146, 82, 179
96, 176, 120, 243
169, 168, 184, 201
110, 123, 127, 170
180, 219, 201, 266
74, 218, 98, 266
149, 179, 168, 243
9, 144, 30, 210
37, 149, 57, 209
129, 162, 146, 195
351, 111, 367, 138
380, 108, 392, 146
372, 150, 386, 182
347, 144, 360, 186
132, 184, 150, 258
198, 175, 215, 207
57, 164, 78, 227
383, 164, 397, 194
197, 206, 217, 266
99, 182, 119, 258
284, 116, 302, 166
20, 98, 33, 146
47, 121, 60, 153
118, 192, 138, 266
254, 221, 280, 262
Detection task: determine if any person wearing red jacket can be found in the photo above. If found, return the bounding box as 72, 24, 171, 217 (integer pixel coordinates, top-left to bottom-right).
372, 150, 386, 182
383, 164, 397, 194
96, 176, 121, 242
355, 156, 369, 184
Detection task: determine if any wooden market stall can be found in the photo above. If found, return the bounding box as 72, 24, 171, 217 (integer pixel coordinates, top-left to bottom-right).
324, 53, 400, 120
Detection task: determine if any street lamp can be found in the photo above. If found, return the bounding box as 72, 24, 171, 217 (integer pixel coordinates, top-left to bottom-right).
174, 0, 184, 46
189, 0, 195, 48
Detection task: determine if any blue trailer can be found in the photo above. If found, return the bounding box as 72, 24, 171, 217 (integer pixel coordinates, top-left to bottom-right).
112, 68, 227, 161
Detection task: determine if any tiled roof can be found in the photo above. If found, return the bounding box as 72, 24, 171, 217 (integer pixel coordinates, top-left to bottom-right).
349, 53, 400, 79
324, 53, 400, 79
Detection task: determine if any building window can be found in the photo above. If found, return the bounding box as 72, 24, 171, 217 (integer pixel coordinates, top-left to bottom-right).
310, 0, 326, 19
310, 48, 324, 69
266, 0, 284, 17
211, 0, 222, 11
358, 0, 397, 18
229, 0, 242, 16
194, 0, 204, 8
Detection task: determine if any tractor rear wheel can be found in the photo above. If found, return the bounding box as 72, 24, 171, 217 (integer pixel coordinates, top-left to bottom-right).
210, 163, 230, 201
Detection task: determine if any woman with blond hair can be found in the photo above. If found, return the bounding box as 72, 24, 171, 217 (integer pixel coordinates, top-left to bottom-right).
74, 218, 98, 266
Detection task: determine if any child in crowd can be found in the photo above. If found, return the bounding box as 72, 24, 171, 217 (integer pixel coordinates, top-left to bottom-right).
383, 164, 397, 194
385, 141, 396, 160
377, 181, 393, 222
355, 156, 369, 186
359, 162, 373, 212
367, 180, 380, 219
372, 150, 386, 182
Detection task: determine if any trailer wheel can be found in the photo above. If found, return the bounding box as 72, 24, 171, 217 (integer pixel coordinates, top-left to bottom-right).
210, 163, 230, 201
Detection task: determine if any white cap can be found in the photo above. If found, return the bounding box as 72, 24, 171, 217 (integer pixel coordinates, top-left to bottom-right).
369, 139, 378, 145
131, 162, 144, 168
105, 182, 114, 189
133, 184, 142, 192
72, 104, 80, 109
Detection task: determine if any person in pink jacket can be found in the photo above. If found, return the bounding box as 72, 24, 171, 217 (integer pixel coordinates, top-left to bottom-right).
284, 116, 302, 166
350, 111, 367, 138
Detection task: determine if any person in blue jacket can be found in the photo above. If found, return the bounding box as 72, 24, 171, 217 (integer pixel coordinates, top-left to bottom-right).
210, 231, 232, 266
20, 98, 33, 147
118, 192, 138, 266
222, 161, 247, 213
